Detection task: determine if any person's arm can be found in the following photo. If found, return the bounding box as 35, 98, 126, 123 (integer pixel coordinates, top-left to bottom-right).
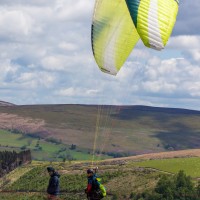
47, 177, 53, 194
86, 178, 93, 193
87, 183, 92, 193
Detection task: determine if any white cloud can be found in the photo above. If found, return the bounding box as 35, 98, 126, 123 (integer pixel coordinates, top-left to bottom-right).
0, 0, 200, 111
56, 0, 93, 21
41, 55, 67, 71
168, 36, 200, 49
58, 42, 78, 51
15, 71, 55, 88
142, 81, 177, 93
56, 87, 76, 96
55, 87, 99, 97
0, 9, 33, 36
187, 50, 200, 62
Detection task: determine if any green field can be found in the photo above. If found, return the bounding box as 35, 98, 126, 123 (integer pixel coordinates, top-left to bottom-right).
131, 157, 200, 178
0, 129, 111, 161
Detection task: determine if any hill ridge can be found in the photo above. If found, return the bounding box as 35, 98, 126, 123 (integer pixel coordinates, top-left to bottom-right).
16, 104, 200, 115
0, 100, 15, 107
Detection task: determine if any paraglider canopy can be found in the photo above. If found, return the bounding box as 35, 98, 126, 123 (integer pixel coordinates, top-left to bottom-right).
125, 0, 179, 50
91, 0, 140, 75
91, 0, 179, 75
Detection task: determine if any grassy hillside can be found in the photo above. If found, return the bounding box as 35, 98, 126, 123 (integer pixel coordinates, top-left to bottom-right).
0, 129, 111, 161
1, 104, 200, 160
1, 154, 200, 200
131, 157, 200, 178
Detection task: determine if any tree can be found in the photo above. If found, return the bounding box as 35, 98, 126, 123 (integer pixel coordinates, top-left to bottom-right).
155, 174, 175, 200
196, 181, 200, 197
149, 170, 199, 200
174, 170, 196, 200
69, 144, 76, 150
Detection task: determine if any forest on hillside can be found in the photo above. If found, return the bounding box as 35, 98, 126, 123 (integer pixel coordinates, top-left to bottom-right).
0, 150, 31, 178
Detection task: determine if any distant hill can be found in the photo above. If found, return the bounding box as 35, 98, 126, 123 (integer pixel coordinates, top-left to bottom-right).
1, 104, 200, 159
0, 100, 15, 107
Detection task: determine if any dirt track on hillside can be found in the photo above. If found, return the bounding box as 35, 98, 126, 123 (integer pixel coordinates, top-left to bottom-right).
102, 149, 200, 163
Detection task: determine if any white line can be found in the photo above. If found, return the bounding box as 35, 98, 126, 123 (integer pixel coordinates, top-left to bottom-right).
148, 0, 164, 50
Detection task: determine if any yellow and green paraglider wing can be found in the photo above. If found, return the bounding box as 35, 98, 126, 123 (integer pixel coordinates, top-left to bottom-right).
126, 0, 179, 50
91, 0, 140, 75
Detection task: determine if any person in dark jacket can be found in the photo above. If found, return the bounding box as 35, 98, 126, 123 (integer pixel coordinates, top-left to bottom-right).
47, 167, 60, 200
85, 169, 102, 200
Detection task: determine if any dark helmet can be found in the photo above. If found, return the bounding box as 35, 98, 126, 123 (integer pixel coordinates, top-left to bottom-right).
87, 169, 94, 174
47, 167, 55, 172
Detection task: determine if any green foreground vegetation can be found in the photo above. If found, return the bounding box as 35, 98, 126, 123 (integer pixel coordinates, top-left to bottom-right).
0, 160, 159, 200
1, 156, 200, 199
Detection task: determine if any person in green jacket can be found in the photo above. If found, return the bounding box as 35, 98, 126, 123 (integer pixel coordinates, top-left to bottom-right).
85, 169, 106, 200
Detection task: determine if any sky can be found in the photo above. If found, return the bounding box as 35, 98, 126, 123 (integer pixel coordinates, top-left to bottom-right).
0, 0, 200, 110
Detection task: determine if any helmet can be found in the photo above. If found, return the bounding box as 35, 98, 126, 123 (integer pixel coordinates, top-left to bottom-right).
87, 169, 94, 174
47, 167, 55, 172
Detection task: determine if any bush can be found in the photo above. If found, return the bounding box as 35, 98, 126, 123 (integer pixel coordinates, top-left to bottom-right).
145, 170, 199, 200
20, 145, 27, 150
